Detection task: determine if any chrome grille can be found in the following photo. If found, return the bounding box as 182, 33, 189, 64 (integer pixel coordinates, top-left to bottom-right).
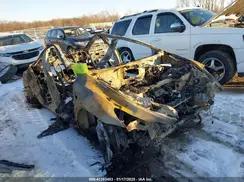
12, 50, 39, 60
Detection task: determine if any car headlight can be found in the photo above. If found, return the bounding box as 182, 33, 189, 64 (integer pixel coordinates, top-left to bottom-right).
0, 53, 11, 57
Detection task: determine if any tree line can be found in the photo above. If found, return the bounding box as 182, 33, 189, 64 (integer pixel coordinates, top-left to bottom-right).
177, 0, 235, 12
0, 12, 119, 32
0, 0, 236, 32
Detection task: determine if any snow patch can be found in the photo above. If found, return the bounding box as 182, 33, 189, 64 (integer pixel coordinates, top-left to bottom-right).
0, 79, 104, 177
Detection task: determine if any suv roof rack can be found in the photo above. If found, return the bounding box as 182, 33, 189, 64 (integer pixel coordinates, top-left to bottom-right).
120, 9, 158, 20
120, 13, 142, 20
143, 9, 158, 13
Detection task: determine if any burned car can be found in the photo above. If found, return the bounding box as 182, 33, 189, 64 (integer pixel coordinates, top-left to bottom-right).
23, 34, 220, 163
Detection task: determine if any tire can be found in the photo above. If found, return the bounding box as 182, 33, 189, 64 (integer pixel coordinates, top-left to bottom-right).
26, 94, 43, 109
0, 65, 17, 84
118, 48, 135, 63
76, 110, 97, 131
24, 82, 42, 109
198, 50, 236, 84
23, 71, 42, 109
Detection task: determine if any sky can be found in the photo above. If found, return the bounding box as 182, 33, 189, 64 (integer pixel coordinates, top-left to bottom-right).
0, 0, 177, 22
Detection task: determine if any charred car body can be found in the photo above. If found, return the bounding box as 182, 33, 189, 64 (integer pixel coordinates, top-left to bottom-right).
23, 34, 220, 163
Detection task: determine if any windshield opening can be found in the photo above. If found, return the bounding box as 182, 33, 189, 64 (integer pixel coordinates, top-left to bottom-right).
64, 28, 90, 38
180, 9, 215, 26
0, 34, 33, 47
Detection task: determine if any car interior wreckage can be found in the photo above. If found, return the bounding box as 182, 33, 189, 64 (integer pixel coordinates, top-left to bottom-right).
23, 33, 221, 163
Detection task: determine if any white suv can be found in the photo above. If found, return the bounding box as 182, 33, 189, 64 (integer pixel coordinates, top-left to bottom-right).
0, 33, 43, 69
111, 1, 244, 84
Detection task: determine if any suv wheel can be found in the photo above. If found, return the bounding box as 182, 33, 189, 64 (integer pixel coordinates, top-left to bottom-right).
119, 48, 134, 63
0, 64, 17, 83
199, 50, 236, 84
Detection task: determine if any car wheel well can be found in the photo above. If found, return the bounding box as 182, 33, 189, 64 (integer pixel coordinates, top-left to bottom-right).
118, 47, 135, 61
118, 47, 133, 53
194, 44, 237, 70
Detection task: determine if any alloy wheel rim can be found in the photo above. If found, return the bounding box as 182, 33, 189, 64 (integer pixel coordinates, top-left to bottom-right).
120, 51, 132, 63
0, 66, 10, 78
202, 57, 225, 81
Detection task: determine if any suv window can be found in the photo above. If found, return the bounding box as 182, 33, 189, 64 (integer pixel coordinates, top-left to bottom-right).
56, 30, 64, 38
50, 30, 57, 38
132, 15, 152, 35
155, 13, 184, 33
62, 28, 90, 38
111, 20, 132, 36
47, 30, 51, 38
180, 9, 214, 26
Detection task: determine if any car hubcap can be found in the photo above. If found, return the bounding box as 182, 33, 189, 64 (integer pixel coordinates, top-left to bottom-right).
120, 51, 132, 63
0, 65, 10, 77
202, 58, 225, 81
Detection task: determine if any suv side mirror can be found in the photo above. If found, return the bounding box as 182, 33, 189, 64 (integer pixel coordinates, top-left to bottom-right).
57, 32, 65, 39
170, 23, 185, 33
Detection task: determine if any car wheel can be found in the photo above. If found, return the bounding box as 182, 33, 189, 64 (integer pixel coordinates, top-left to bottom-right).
23, 71, 42, 108
76, 110, 97, 130
0, 64, 17, 84
119, 48, 134, 63
199, 50, 236, 84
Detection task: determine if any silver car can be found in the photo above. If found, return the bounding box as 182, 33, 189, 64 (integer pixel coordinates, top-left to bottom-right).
0, 33, 43, 69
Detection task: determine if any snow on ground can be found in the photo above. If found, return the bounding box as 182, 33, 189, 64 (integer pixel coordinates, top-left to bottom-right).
0, 79, 244, 178
0, 79, 104, 177
160, 88, 244, 177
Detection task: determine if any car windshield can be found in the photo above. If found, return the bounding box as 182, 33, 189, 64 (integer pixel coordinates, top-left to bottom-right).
64, 28, 90, 38
0, 34, 33, 47
180, 9, 215, 26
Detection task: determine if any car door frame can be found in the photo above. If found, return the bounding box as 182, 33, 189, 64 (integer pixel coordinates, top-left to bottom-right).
125, 13, 155, 59
56, 29, 67, 50
49, 29, 58, 46
150, 10, 192, 58
45, 30, 53, 46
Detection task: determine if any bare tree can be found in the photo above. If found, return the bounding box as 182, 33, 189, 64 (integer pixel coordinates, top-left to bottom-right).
192, 0, 225, 12
0, 12, 119, 32
176, 0, 190, 8
177, 0, 231, 12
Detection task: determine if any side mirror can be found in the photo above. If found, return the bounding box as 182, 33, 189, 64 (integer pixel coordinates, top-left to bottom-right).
57, 33, 65, 39
170, 23, 185, 33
